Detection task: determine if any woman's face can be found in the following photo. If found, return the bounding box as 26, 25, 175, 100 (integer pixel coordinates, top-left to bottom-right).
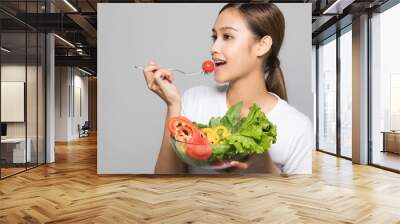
211, 8, 262, 83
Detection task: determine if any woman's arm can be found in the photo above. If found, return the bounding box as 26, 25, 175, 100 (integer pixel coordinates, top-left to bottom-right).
154, 105, 188, 174
140, 62, 187, 174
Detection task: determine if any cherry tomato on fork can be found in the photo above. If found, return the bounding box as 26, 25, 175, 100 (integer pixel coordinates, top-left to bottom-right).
202, 60, 214, 74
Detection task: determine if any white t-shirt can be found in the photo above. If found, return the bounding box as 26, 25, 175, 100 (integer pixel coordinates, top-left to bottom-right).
181, 85, 313, 175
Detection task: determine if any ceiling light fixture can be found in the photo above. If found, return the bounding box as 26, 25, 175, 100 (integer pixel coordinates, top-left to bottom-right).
54, 34, 75, 48
322, 0, 355, 15
63, 0, 78, 12
1, 47, 11, 53
78, 67, 93, 76
76, 48, 84, 55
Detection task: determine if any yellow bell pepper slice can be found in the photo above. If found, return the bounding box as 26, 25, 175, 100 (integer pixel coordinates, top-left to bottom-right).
212, 125, 230, 139
201, 128, 220, 144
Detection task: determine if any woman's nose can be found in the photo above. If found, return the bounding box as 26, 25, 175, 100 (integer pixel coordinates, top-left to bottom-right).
210, 43, 220, 56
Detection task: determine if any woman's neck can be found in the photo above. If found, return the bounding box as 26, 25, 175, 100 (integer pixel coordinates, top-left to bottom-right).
227, 69, 277, 116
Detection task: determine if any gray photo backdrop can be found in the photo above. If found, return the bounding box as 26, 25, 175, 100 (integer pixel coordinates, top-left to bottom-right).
98, 3, 312, 174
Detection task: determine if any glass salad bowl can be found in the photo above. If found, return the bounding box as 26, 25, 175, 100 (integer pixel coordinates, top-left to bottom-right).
169, 137, 252, 170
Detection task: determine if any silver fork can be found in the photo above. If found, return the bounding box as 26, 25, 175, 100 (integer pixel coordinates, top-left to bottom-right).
133, 65, 203, 76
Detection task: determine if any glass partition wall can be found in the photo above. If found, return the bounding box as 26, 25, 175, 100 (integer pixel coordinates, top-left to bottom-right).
317, 35, 337, 155
0, 1, 46, 179
339, 27, 352, 159
316, 26, 353, 159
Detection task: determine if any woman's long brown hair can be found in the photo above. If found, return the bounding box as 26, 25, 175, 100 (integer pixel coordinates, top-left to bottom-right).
219, 3, 288, 101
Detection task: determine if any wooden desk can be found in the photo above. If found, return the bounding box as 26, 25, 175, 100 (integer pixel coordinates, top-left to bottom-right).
381, 131, 400, 154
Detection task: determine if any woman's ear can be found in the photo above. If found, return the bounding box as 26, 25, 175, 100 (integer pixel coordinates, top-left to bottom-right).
256, 35, 272, 57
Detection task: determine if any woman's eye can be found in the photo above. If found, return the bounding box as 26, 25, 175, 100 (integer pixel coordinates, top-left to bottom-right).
223, 34, 232, 40
210, 34, 232, 42
211, 35, 217, 42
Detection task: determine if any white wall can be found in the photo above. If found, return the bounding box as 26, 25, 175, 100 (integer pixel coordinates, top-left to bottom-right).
98, 3, 312, 174
72, 73, 89, 138
1, 65, 39, 138
1, 66, 26, 127
55, 67, 69, 141
1, 63, 46, 164
1, 82, 24, 122
55, 67, 89, 141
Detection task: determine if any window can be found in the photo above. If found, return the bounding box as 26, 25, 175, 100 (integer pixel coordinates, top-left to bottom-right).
318, 35, 337, 155
339, 28, 352, 158
370, 2, 400, 171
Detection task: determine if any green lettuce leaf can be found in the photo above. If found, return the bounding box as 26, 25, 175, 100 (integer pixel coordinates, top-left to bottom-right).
219, 101, 243, 132
208, 117, 222, 128
208, 144, 235, 162
193, 122, 208, 129
225, 103, 277, 155
199, 101, 277, 161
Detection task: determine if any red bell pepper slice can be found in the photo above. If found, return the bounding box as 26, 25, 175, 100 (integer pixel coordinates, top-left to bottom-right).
168, 116, 197, 143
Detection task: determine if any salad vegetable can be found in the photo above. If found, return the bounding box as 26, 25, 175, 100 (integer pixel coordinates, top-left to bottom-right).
186, 136, 212, 161
168, 101, 277, 163
202, 60, 214, 74
167, 116, 198, 143
201, 128, 220, 144
213, 125, 230, 139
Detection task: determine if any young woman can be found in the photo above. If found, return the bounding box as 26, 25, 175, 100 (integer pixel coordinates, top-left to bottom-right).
142, 3, 313, 175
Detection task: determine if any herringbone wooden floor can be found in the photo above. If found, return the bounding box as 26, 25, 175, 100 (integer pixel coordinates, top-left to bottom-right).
1, 134, 400, 224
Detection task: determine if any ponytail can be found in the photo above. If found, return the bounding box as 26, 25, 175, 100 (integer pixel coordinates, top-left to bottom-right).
265, 57, 288, 101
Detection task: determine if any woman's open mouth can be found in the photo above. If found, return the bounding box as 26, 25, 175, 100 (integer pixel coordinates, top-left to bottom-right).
213, 59, 227, 72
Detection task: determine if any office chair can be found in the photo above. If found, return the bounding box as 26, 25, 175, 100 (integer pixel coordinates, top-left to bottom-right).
79, 121, 90, 138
